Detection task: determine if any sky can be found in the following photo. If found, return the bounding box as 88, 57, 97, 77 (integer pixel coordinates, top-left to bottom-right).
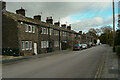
6, 0, 119, 32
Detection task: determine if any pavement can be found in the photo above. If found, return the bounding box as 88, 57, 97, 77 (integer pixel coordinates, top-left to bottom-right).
2, 44, 119, 79
101, 45, 119, 78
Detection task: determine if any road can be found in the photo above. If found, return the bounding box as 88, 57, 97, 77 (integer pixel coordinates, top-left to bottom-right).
3, 45, 108, 78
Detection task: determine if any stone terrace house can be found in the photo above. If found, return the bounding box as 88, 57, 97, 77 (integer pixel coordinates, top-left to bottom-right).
2, 8, 39, 56
2, 6, 94, 56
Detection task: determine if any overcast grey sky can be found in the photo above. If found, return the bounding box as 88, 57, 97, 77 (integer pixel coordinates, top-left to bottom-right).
6, 2, 118, 32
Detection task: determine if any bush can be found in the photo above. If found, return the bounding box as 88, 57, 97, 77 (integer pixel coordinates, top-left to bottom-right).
2, 48, 19, 56
116, 46, 120, 56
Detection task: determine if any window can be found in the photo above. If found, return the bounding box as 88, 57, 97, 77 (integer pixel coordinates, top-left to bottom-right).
32, 25, 35, 33
54, 30, 59, 36
25, 24, 35, 33
78, 35, 80, 37
63, 32, 66, 37
43, 28, 46, 34
44, 41, 46, 48
25, 41, 29, 50
49, 28, 52, 35
29, 41, 32, 50
41, 27, 48, 35
25, 24, 28, 32
54, 41, 59, 47
22, 41, 25, 50
75, 34, 77, 37
21, 41, 32, 50
46, 28, 48, 34
41, 41, 49, 48
28, 25, 31, 32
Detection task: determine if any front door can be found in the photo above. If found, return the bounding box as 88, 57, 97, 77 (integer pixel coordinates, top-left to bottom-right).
34, 43, 37, 55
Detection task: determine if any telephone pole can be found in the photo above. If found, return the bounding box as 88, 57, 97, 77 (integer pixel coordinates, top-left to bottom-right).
113, 0, 115, 51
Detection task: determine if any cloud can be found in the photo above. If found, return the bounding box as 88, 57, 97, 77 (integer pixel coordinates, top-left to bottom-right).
71, 15, 115, 32
6, 2, 111, 20
6, 2, 115, 32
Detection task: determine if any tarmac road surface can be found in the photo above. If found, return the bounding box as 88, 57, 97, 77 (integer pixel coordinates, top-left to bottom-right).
3, 45, 108, 78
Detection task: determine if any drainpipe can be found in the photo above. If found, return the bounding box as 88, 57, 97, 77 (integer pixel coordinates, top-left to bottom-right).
59, 30, 61, 50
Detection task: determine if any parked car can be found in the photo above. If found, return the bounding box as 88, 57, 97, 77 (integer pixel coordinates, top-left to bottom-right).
73, 44, 82, 51
86, 43, 91, 48
81, 44, 87, 49
92, 43, 96, 46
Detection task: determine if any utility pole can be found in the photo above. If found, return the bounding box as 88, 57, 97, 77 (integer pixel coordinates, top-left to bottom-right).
113, 0, 115, 51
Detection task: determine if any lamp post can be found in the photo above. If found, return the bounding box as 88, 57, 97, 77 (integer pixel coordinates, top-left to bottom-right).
113, 0, 115, 52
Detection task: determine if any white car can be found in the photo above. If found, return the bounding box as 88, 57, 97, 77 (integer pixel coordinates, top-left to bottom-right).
81, 44, 87, 49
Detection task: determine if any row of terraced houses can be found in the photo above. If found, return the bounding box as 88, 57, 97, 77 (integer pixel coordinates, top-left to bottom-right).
2, 2, 95, 56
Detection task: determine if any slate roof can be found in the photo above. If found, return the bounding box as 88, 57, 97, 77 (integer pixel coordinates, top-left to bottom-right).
3, 11, 78, 34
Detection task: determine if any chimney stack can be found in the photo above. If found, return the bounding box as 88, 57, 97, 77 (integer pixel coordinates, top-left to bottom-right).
1, 1, 6, 10
16, 7, 25, 16
34, 15, 41, 21
67, 24, 71, 30
54, 21, 60, 27
79, 31, 82, 34
46, 16, 53, 24
61, 24, 66, 28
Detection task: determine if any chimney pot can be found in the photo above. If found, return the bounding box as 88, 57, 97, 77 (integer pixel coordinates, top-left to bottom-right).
46, 16, 53, 24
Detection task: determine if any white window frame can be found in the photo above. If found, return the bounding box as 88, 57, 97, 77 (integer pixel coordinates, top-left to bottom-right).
41, 41, 49, 48
46, 28, 48, 34
54, 41, 59, 47
25, 24, 29, 32
29, 41, 32, 50
25, 41, 29, 50
50, 29, 52, 35
43, 28, 46, 34
44, 41, 46, 48
32, 25, 35, 33
22, 41, 25, 50
47, 41, 49, 48
30, 25, 32, 33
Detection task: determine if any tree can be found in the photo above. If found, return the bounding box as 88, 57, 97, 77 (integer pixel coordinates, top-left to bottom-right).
99, 26, 113, 45
100, 26, 112, 33
87, 28, 97, 38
